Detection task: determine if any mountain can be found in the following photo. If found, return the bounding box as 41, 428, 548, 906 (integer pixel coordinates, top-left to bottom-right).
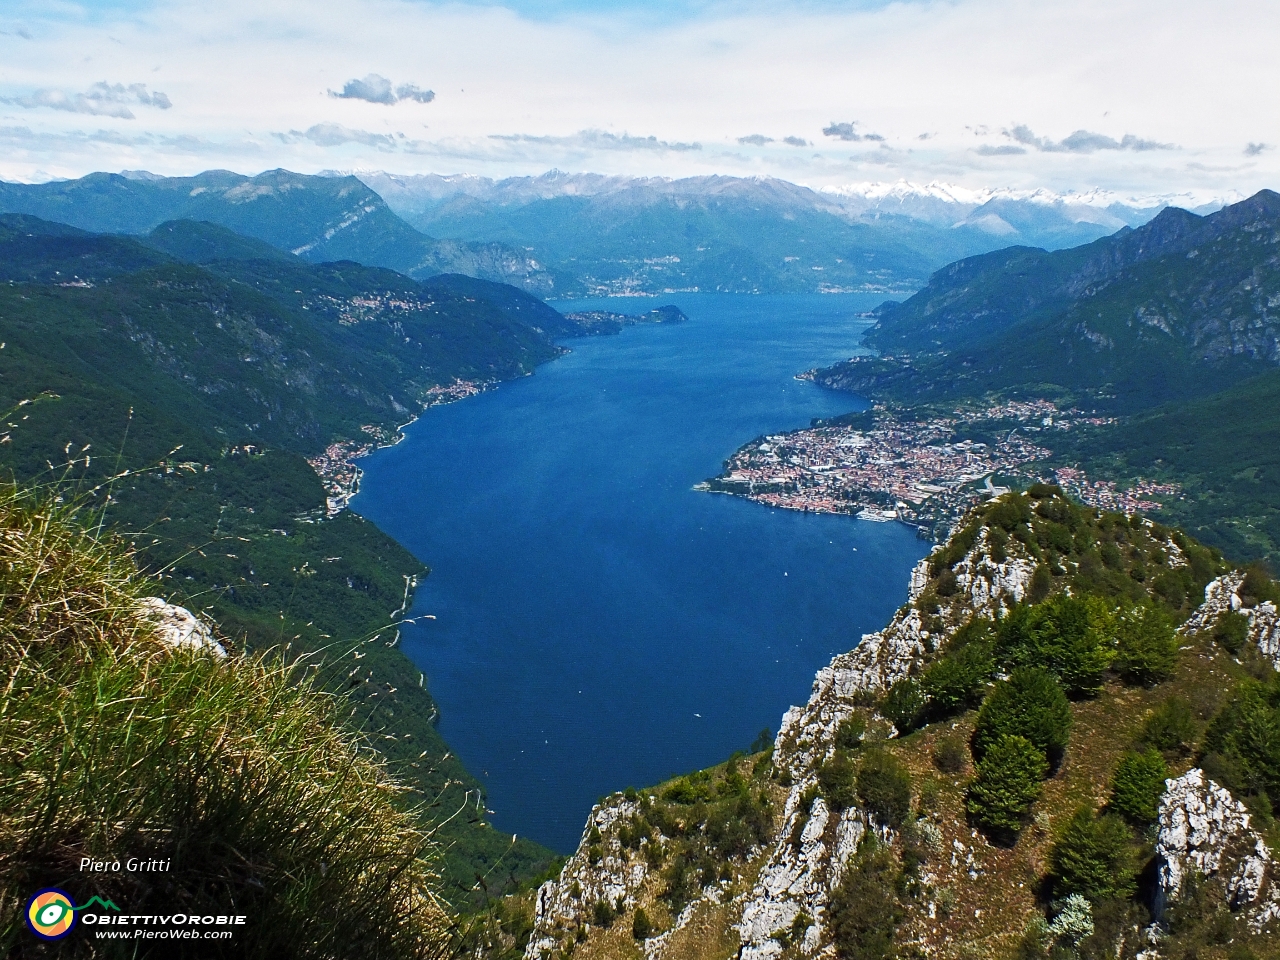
0, 215, 569, 904
483, 489, 1280, 960
0, 169, 557, 294
813, 190, 1280, 411
359, 172, 1173, 298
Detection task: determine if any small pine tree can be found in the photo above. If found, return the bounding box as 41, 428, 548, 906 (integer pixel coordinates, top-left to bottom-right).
631, 908, 652, 940
1114, 604, 1178, 685
856, 750, 912, 828
1141, 697, 1197, 756
818, 751, 859, 811
972, 667, 1072, 764
881, 677, 927, 733
1049, 807, 1136, 901
966, 734, 1047, 839
1109, 749, 1169, 824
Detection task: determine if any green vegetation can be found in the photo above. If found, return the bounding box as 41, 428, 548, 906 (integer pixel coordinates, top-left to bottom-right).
0, 219, 562, 905
1202, 672, 1280, 820
972, 668, 1072, 765
1108, 750, 1169, 825
965, 734, 1048, 839
826, 839, 906, 960
0, 488, 448, 958
1048, 808, 1137, 902
855, 751, 913, 829
1113, 604, 1178, 685
650, 760, 774, 914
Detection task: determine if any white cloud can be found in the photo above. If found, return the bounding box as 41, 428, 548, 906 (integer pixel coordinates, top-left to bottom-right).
1004, 124, 1174, 153
4, 82, 171, 119
330, 74, 435, 105
0, 0, 1274, 198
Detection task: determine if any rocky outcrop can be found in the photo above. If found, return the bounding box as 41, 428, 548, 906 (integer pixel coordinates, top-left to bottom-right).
740, 528, 1039, 960
1154, 769, 1280, 928
1179, 572, 1280, 669
137, 597, 226, 657
526, 799, 653, 959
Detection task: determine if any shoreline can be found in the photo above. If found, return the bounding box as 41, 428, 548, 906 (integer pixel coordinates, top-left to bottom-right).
306, 378, 501, 517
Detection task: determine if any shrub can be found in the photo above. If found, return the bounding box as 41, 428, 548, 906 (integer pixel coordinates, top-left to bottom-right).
1049, 807, 1136, 901
817, 751, 859, 811
881, 677, 927, 732
856, 751, 912, 828
966, 734, 1047, 839
1214, 611, 1250, 655
996, 594, 1117, 697
920, 641, 994, 718
1141, 697, 1197, 756
1240, 561, 1280, 606
972, 667, 1072, 764
631, 908, 653, 940
826, 841, 904, 960
1027, 563, 1053, 604
933, 735, 968, 774
1114, 603, 1178, 685
834, 714, 866, 750
1109, 749, 1169, 824
1203, 677, 1280, 814
592, 900, 616, 928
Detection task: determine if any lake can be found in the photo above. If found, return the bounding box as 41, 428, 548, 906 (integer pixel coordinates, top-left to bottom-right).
352, 293, 929, 852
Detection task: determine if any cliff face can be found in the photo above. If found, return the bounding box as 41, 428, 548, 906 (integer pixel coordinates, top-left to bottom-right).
516, 490, 1280, 960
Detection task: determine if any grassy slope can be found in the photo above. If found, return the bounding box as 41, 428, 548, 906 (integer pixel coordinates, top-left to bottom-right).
0, 228, 564, 904
0, 489, 451, 960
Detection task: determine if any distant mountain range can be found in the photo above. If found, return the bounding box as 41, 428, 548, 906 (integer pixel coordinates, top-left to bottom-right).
818, 189, 1280, 410
2, 169, 1225, 299
360, 171, 1202, 297
0, 169, 558, 294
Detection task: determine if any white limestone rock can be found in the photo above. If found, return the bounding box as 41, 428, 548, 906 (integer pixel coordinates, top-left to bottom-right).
525, 798, 655, 960
1155, 770, 1277, 924
137, 598, 225, 657
1178, 572, 1280, 669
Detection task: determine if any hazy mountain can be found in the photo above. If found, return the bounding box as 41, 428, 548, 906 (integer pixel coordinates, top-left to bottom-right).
358, 171, 1180, 297
0, 170, 557, 294
812, 190, 1280, 410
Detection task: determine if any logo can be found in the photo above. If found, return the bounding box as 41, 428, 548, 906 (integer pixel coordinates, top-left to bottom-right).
26, 889, 76, 940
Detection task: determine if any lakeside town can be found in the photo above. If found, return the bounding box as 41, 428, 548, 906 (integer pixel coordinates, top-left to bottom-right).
306, 378, 495, 515
700, 398, 1181, 537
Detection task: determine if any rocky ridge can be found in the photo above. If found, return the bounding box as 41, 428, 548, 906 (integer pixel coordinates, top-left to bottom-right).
522, 497, 1219, 960
1154, 769, 1280, 930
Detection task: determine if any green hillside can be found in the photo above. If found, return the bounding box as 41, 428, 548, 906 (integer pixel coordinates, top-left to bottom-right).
0, 170, 557, 293
818, 191, 1280, 413
0, 217, 565, 904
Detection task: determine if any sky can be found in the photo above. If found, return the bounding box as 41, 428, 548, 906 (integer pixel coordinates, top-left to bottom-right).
0, 0, 1275, 201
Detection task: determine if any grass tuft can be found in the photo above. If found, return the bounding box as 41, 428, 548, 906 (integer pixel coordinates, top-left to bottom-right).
0, 484, 450, 958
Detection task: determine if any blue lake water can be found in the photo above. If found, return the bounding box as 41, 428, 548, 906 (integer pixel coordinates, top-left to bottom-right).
352, 293, 929, 852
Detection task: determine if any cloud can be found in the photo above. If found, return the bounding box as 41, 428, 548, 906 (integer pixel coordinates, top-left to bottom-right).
782, 136, 808, 147
330, 74, 434, 105
737, 134, 772, 146
395, 83, 435, 104
974, 144, 1026, 156
4, 82, 171, 119
490, 129, 702, 152
1245, 142, 1269, 156
277, 123, 398, 149
822, 121, 884, 142
1004, 124, 1174, 153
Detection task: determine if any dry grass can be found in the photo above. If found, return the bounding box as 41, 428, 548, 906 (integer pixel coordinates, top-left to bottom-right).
0, 486, 450, 958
